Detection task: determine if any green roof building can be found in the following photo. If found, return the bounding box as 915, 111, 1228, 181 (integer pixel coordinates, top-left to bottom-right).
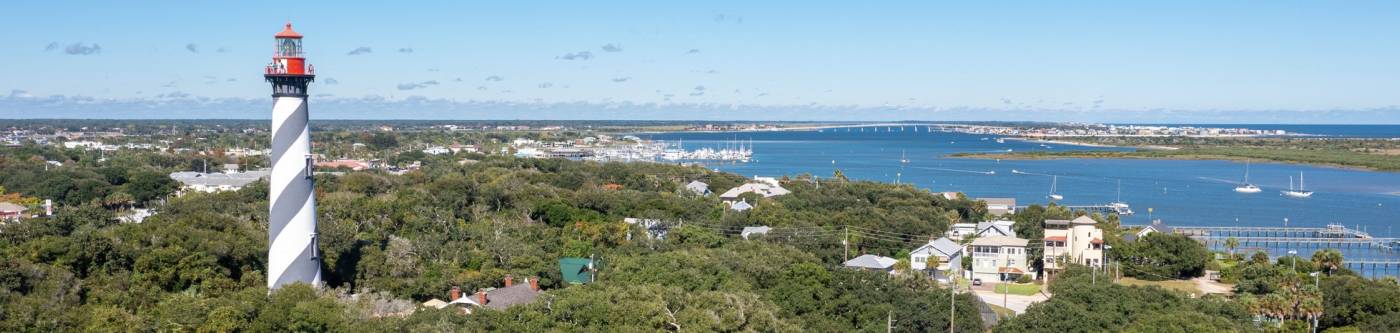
559, 257, 596, 285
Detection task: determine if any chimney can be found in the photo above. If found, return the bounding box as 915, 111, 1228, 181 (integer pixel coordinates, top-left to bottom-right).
44, 199, 52, 216
529, 277, 539, 291
476, 289, 488, 305
504, 274, 513, 287
450, 286, 461, 301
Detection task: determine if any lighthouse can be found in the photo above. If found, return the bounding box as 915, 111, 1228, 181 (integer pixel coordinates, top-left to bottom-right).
264, 23, 321, 290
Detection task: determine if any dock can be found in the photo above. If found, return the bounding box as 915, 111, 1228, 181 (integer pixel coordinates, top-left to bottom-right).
1019, 204, 1134, 216
1121, 224, 1400, 278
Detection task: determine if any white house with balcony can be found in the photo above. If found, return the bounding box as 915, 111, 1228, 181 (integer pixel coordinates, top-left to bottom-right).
969, 235, 1030, 282
1042, 216, 1106, 279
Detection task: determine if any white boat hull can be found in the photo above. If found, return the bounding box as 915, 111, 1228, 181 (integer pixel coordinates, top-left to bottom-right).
1282, 191, 1313, 198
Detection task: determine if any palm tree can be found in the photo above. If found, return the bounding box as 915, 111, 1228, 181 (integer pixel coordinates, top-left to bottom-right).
1311, 249, 1344, 276
1224, 237, 1240, 260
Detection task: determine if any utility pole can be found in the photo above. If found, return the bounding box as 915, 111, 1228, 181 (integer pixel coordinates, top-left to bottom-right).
949, 273, 956, 333
844, 226, 850, 262
886, 311, 895, 333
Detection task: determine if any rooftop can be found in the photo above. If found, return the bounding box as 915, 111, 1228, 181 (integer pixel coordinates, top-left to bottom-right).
971, 235, 1028, 247
843, 254, 897, 270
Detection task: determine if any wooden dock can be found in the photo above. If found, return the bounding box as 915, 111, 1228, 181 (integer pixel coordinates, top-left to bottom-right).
1120, 225, 1400, 277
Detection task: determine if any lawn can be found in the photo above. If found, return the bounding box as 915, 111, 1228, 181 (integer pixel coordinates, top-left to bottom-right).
1116, 277, 1201, 295
994, 283, 1042, 296
986, 303, 1016, 319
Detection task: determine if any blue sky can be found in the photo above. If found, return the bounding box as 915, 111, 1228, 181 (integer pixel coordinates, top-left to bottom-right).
2, 1, 1399, 122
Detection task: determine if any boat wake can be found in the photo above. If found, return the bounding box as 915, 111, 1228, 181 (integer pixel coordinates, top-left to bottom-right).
910, 166, 996, 175
1197, 176, 1244, 185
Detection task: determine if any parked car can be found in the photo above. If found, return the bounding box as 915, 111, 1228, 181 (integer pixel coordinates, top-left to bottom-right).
972, 278, 983, 286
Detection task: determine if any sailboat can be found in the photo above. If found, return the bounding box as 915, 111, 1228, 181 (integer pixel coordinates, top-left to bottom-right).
1234, 161, 1262, 193
1048, 176, 1064, 201
1282, 172, 1313, 198
1108, 179, 1133, 215
899, 150, 910, 164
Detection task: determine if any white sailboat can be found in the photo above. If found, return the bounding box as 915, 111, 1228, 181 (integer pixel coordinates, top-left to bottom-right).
1282, 172, 1313, 198
900, 150, 910, 164
1234, 161, 1262, 193
1108, 179, 1133, 215
1048, 176, 1064, 201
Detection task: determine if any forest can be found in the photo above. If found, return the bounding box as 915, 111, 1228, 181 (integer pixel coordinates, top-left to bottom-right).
2, 126, 1399, 332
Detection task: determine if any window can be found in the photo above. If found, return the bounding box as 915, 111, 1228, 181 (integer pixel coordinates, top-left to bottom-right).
305, 155, 314, 178
309, 232, 319, 260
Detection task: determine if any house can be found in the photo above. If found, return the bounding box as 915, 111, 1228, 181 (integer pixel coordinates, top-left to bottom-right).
1042, 216, 1106, 278
316, 159, 371, 171
559, 258, 596, 285
448, 144, 478, 154
422, 146, 451, 155
624, 218, 669, 240
168, 169, 270, 194
740, 226, 770, 240
945, 223, 978, 241
0, 202, 27, 221
426, 276, 542, 314
977, 198, 1017, 216
728, 199, 753, 212
974, 220, 1017, 238
1134, 220, 1175, 239
685, 180, 710, 196
718, 182, 790, 202
911, 237, 964, 281
969, 235, 1030, 282
475, 275, 542, 310
940, 191, 962, 201
843, 254, 898, 273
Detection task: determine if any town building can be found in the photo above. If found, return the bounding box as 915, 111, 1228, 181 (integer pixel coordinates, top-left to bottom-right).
945, 222, 978, 241
718, 177, 790, 202
910, 237, 963, 281
0, 202, 27, 221
969, 235, 1030, 282
169, 169, 271, 193
973, 220, 1017, 238
843, 254, 898, 273
559, 258, 596, 285
685, 180, 710, 196
740, 226, 770, 240
977, 197, 1017, 216
1042, 216, 1106, 277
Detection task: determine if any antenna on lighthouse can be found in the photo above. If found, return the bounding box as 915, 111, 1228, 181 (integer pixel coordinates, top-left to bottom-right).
265, 22, 321, 290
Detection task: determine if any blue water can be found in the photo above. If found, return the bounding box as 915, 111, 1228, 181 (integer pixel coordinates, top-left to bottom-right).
649, 129, 1400, 235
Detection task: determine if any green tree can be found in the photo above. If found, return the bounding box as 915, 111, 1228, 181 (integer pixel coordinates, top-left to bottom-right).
1311, 249, 1344, 276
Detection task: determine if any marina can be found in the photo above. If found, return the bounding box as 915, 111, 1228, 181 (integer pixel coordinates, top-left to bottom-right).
645, 126, 1400, 277
1142, 224, 1400, 278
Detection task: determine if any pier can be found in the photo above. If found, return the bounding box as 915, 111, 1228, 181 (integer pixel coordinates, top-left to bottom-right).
1021, 204, 1134, 216
1122, 224, 1400, 278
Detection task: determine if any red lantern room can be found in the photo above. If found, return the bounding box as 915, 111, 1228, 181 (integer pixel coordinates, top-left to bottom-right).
267, 23, 312, 75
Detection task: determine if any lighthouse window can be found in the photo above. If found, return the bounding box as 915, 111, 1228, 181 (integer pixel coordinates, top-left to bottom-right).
277, 38, 302, 57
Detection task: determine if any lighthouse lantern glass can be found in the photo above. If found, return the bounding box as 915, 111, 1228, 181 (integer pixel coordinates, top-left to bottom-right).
276, 38, 302, 58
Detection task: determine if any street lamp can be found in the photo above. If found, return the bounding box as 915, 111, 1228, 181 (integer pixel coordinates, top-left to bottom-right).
1310, 271, 1321, 333
1288, 250, 1298, 272
1104, 245, 1113, 281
